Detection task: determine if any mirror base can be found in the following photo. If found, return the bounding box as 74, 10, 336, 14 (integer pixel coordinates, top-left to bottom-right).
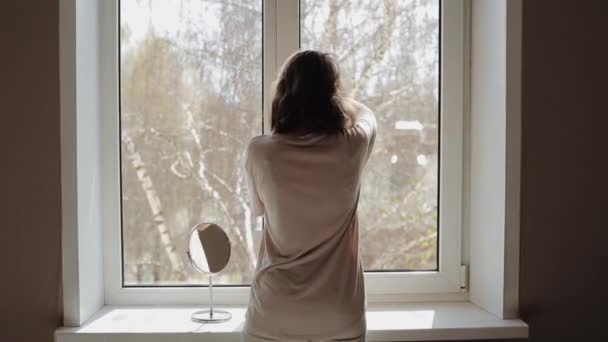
191, 309, 232, 323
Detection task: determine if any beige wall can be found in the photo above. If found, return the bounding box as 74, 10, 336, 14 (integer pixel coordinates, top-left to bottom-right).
0, 1, 63, 341
1, 0, 607, 341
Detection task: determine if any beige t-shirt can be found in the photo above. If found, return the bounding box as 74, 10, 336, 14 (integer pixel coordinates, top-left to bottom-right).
243, 101, 376, 341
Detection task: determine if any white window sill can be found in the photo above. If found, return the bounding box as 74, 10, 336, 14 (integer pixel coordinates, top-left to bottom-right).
55, 301, 528, 341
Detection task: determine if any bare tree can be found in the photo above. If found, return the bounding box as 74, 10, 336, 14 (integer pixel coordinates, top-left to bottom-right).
119, 0, 440, 284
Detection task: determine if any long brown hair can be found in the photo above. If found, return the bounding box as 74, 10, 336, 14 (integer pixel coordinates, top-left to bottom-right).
271, 50, 348, 135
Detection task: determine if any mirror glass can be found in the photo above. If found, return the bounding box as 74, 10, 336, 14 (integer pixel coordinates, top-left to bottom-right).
188, 223, 231, 274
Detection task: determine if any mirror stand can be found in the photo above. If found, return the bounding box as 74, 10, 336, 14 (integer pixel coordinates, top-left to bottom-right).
187, 223, 232, 324
191, 275, 232, 323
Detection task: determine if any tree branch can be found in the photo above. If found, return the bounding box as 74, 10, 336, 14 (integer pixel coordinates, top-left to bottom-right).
351, 0, 395, 99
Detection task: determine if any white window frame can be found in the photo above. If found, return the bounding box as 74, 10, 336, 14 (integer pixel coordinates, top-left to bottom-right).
99, 0, 467, 306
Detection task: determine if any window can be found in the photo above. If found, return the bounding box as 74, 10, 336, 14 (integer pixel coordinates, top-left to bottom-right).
301, 0, 440, 271
120, 0, 263, 286
109, 0, 464, 303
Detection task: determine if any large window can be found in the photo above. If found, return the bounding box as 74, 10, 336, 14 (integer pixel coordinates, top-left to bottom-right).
120, 0, 263, 286
301, 0, 440, 272
115, 0, 463, 298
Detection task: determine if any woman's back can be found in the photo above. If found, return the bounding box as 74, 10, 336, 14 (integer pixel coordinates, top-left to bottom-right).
243, 101, 376, 341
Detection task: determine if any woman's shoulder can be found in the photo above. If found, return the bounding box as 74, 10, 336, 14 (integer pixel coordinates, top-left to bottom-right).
245, 136, 268, 171
247, 135, 270, 152
246, 135, 278, 159
248, 134, 268, 145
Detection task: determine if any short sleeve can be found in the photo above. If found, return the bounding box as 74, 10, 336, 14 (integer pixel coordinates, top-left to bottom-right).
245, 139, 265, 217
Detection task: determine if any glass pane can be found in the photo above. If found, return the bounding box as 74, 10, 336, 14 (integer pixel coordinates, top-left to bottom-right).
301, 0, 440, 270
120, 0, 263, 286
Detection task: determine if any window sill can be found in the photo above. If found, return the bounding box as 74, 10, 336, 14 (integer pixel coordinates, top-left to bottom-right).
55, 301, 528, 341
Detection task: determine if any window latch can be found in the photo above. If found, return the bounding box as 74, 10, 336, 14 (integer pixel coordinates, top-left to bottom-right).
460, 264, 469, 291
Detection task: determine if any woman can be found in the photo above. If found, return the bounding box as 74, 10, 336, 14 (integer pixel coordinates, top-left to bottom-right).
243, 50, 376, 342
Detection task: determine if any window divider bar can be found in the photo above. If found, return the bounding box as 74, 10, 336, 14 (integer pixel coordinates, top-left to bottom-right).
263, 0, 278, 133
276, 0, 300, 67
264, 0, 299, 134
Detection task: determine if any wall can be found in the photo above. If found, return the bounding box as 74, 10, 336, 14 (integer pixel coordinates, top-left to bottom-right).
60, 0, 105, 326
0, 1, 63, 342
0, 0, 607, 341
468, 0, 511, 318
518, 0, 608, 340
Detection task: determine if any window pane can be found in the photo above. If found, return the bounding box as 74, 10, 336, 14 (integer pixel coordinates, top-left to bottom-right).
301, 0, 440, 270
120, 0, 263, 286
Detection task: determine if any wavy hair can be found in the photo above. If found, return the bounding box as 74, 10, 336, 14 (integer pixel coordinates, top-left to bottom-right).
271, 50, 348, 135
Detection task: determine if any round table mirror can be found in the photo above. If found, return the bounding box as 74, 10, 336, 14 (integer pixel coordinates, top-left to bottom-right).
187, 223, 232, 323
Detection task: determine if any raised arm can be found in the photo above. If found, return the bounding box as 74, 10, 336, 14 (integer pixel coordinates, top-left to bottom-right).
344, 98, 377, 160
346, 98, 377, 137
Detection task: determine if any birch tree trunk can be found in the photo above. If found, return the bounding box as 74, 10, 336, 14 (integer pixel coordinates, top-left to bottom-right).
122, 132, 186, 279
